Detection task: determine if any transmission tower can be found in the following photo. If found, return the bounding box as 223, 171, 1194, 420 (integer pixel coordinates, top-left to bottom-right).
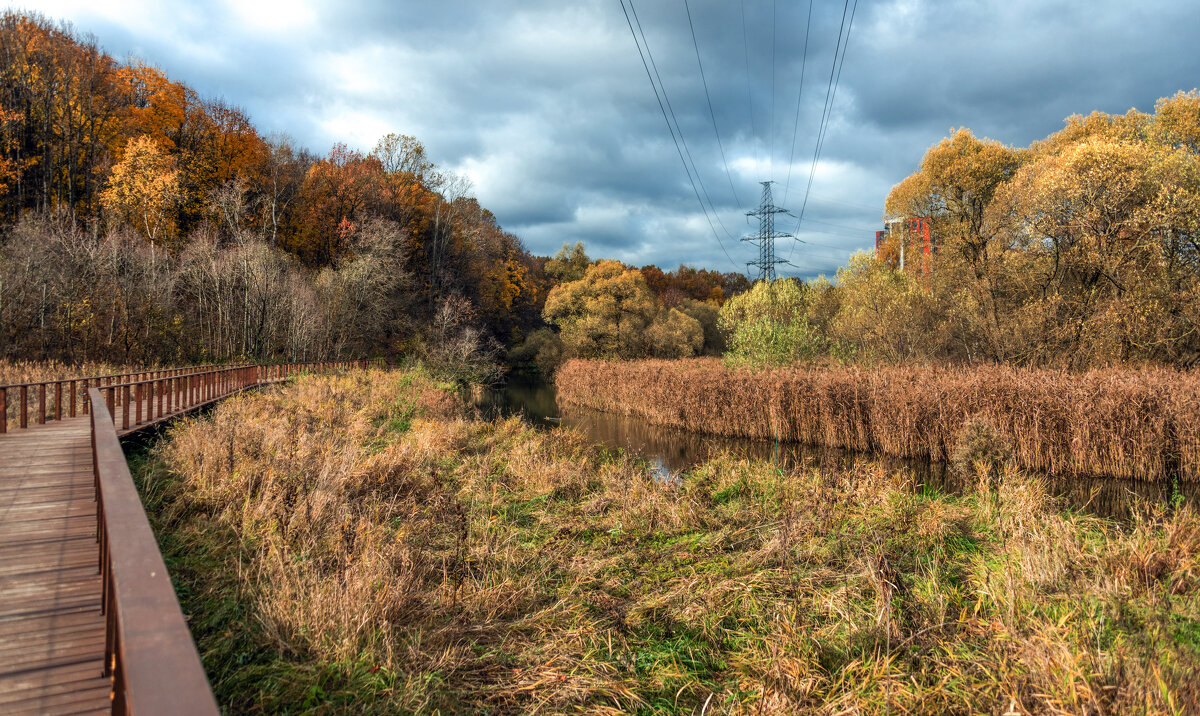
742, 181, 794, 281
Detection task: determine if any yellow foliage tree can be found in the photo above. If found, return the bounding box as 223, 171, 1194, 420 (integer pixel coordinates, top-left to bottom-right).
100, 136, 182, 244
543, 260, 657, 359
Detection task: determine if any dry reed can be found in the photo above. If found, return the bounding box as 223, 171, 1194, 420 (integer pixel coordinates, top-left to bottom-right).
134, 368, 1200, 714
556, 358, 1200, 482
0, 358, 140, 385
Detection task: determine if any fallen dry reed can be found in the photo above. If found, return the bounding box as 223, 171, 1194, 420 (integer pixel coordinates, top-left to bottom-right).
556, 358, 1200, 482
136, 368, 1200, 714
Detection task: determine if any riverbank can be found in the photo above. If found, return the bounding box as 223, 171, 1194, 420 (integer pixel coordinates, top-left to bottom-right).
135, 369, 1199, 713
556, 358, 1200, 482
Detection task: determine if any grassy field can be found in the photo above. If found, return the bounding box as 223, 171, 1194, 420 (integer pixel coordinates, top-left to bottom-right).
556, 358, 1200, 483
135, 369, 1200, 714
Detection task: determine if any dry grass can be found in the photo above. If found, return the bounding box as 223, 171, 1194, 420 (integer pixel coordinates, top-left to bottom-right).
0, 359, 146, 424
556, 358, 1200, 482
135, 368, 1200, 714
0, 358, 142, 385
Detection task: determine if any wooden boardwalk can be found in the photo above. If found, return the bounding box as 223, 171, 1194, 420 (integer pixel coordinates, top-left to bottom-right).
0, 417, 109, 715
0, 388, 254, 714
0, 361, 370, 714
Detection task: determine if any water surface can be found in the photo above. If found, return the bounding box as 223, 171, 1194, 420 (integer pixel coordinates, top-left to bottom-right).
474, 379, 1197, 520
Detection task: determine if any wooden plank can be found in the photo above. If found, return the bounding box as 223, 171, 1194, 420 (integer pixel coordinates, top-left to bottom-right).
0, 362, 367, 713
0, 418, 109, 715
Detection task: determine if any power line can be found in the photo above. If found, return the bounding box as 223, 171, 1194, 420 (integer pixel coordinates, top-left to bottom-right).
740, 0, 758, 178
789, 0, 858, 262
781, 0, 813, 209
627, 0, 738, 243
769, 0, 777, 179
683, 0, 740, 207
618, 0, 742, 272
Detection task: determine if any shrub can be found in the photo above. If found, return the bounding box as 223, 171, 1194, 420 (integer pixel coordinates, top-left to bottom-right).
951, 415, 1014, 487
644, 307, 704, 358
719, 278, 841, 365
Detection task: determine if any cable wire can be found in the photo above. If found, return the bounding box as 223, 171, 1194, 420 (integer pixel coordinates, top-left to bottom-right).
740, 0, 758, 175
628, 0, 738, 243
788, 0, 858, 262
781, 0, 813, 209
618, 0, 742, 272
769, 0, 777, 180
683, 0, 741, 208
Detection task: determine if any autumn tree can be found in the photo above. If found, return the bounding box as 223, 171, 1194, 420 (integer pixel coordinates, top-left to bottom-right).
545, 242, 591, 283
288, 143, 388, 265
543, 260, 657, 359
644, 307, 703, 358
100, 135, 182, 245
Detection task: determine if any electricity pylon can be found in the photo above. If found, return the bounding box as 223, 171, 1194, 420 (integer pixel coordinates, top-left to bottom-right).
741, 181, 793, 282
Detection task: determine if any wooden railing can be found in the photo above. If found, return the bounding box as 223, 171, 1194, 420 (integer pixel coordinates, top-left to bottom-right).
0, 360, 378, 433
90, 389, 220, 715
74, 360, 374, 714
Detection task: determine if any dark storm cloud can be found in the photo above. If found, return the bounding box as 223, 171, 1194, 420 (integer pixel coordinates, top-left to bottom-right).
19, 0, 1200, 278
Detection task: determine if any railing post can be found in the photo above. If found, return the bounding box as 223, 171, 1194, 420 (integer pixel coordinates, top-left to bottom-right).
54, 382, 62, 420
38, 384, 46, 424
20, 385, 27, 428
69, 380, 77, 417
0, 387, 6, 433
82, 379, 89, 415
122, 385, 130, 430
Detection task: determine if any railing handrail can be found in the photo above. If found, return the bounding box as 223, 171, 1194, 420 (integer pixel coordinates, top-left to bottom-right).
80, 358, 380, 714
0, 359, 385, 433
89, 387, 221, 715
0, 363, 243, 390
0, 359, 383, 390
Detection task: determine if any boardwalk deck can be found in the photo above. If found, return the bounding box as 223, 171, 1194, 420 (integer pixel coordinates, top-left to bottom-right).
0, 361, 368, 714
0, 389, 254, 714
0, 417, 109, 715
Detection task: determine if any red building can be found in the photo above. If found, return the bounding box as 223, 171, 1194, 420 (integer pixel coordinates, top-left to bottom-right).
876, 217, 934, 277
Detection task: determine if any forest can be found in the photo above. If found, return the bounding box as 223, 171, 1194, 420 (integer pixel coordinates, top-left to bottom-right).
0, 12, 743, 379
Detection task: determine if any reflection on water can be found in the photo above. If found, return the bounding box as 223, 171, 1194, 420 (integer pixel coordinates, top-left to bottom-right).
473, 379, 1198, 520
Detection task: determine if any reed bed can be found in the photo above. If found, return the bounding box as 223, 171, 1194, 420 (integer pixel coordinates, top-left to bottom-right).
135, 369, 1200, 713
556, 358, 1200, 482
0, 358, 140, 385
0, 358, 144, 425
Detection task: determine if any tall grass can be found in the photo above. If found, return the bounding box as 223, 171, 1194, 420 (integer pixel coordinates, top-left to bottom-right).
556, 358, 1200, 482
0, 358, 140, 385
136, 369, 1200, 713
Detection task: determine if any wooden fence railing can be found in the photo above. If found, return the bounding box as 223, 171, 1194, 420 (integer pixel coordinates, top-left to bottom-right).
46, 360, 375, 714
89, 389, 221, 715
0, 360, 379, 433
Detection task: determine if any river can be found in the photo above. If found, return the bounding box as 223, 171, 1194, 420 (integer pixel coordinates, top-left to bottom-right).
473, 379, 1198, 520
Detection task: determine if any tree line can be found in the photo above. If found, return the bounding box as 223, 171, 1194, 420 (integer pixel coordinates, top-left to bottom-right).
0, 11, 748, 376
536, 92, 1200, 371
7, 10, 1192, 375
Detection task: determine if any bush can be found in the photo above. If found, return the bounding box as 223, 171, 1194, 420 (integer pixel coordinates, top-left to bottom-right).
951, 415, 1015, 487
644, 307, 704, 358
508, 327, 565, 376
719, 279, 848, 365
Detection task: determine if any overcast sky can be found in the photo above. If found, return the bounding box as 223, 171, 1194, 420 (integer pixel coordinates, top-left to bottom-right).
12, 0, 1200, 278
